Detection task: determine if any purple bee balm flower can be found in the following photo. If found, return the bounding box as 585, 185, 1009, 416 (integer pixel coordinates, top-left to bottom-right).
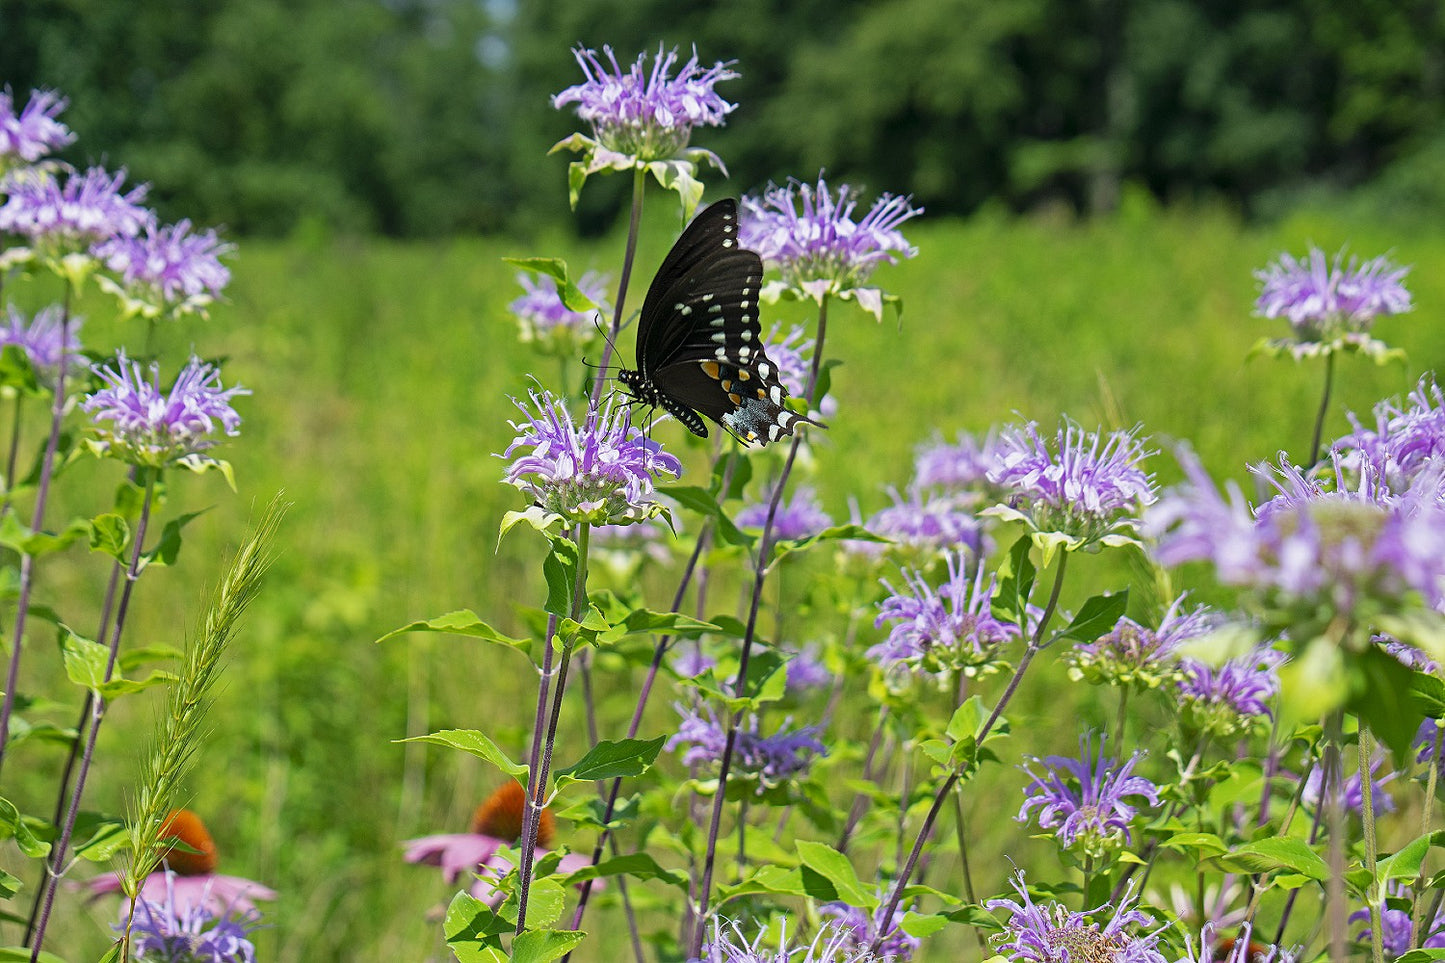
119, 870, 262, 963
0, 303, 83, 380
701, 918, 878, 963
736, 484, 833, 541
740, 175, 920, 321
871, 549, 1020, 676
1349, 882, 1445, 953
914, 429, 1006, 498
93, 218, 233, 319
987, 872, 1167, 963
763, 323, 836, 418
1377, 633, 1440, 674
855, 485, 984, 561
1017, 736, 1161, 858
1178, 923, 1293, 963
82, 351, 247, 468
0, 88, 75, 167
1150, 449, 1445, 620
672, 643, 717, 679
1417, 718, 1444, 780
666, 703, 825, 790
508, 270, 610, 353
1301, 753, 1397, 817
1069, 595, 1217, 690
1174, 647, 1285, 738
987, 421, 1156, 551
1255, 246, 1411, 359
1335, 374, 1445, 495
784, 643, 832, 692
501, 389, 681, 526
0, 165, 150, 253
553, 45, 737, 162
821, 901, 921, 961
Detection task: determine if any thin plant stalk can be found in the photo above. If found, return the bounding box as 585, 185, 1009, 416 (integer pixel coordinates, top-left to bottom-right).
0, 292, 73, 776
1416, 724, 1443, 947
2, 393, 23, 517
1323, 711, 1348, 963
1358, 725, 1384, 963
23, 559, 124, 945
516, 523, 590, 933
837, 706, 890, 854
1307, 351, 1336, 467
869, 552, 1072, 954
30, 472, 158, 959
951, 791, 988, 954
689, 298, 830, 958
590, 167, 647, 406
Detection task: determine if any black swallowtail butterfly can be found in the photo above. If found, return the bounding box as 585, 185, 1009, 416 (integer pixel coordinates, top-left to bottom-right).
618, 199, 821, 446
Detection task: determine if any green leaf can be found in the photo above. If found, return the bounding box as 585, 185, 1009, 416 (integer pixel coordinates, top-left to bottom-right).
796, 840, 873, 909
992, 535, 1036, 627
592, 597, 719, 643
374, 610, 529, 649
499, 505, 563, 543
1396, 951, 1445, 963
0, 867, 20, 899
711, 451, 752, 501
73, 815, 129, 861
770, 524, 886, 563
0, 344, 42, 395
543, 535, 579, 619
443, 891, 510, 941
717, 865, 807, 900
0, 948, 70, 963
899, 911, 949, 939
511, 929, 587, 963
659, 485, 752, 548
946, 696, 986, 743
1216, 837, 1329, 880
142, 509, 209, 568
1059, 591, 1129, 644
395, 730, 527, 778
501, 257, 600, 313
118, 644, 185, 672
1377, 830, 1445, 882
0, 514, 89, 557
563, 853, 686, 890
88, 513, 130, 561
1160, 831, 1230, 859
554, 736, 666, 785
0, 797, 48, 858
61, 629, 110, 691
1349, 647, 1425, 764
1412, 671, 1445, 719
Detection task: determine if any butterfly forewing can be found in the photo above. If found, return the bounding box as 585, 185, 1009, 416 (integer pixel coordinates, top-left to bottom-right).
623, 199, 821, 446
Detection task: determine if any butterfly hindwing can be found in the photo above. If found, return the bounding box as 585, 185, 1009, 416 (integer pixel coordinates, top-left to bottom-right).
621, 198, 821, 446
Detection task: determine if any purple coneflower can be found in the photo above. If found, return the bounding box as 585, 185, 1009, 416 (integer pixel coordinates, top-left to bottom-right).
501, 389, 681, 526
1174, 648, 1285, 738
0, 303, 82, 380
93, 218, 233, 318
987, 421, 1156, 550
403, 782, 595, 905
121, 871, 262, 963
667, 703, 825, 790
1255, 247, 1411, 358
871, 550, 1019, 676
0, 88, 74, 168
736, 484, 833, 541
89, 810, 275, 918
1069, 595, 1216, 690
740, 175, 920, 320
508, 270, 610, 353
987, 872, 1167, 963
0, 165, 150, 252
820, 901, 920, 961
82, 352, 247, 467
553, 45, 737, 162
1017, 737, 1161, 858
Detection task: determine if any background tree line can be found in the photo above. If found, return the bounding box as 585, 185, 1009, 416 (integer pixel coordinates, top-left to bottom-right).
4, 0, 1444, 236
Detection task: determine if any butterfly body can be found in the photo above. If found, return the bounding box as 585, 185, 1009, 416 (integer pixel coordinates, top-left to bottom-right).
619, 199, 820, 446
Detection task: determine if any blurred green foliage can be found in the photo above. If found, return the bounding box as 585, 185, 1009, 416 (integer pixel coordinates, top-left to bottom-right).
5, 0, 1445, 235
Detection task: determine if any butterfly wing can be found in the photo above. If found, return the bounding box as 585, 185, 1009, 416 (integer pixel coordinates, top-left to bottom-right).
627, 199, 821, 445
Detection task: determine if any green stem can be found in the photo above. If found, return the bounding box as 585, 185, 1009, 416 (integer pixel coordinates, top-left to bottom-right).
1358, 725, 1384, 963
590, 167, 646, 406
951, 792, 988, 954
1324, 711, 1348, 963
1415, 723, 1443, 947
1308, 351, 1336, 467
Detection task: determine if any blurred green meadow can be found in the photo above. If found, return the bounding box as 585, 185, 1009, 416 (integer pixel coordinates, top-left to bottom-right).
8, 197, 1445, 959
